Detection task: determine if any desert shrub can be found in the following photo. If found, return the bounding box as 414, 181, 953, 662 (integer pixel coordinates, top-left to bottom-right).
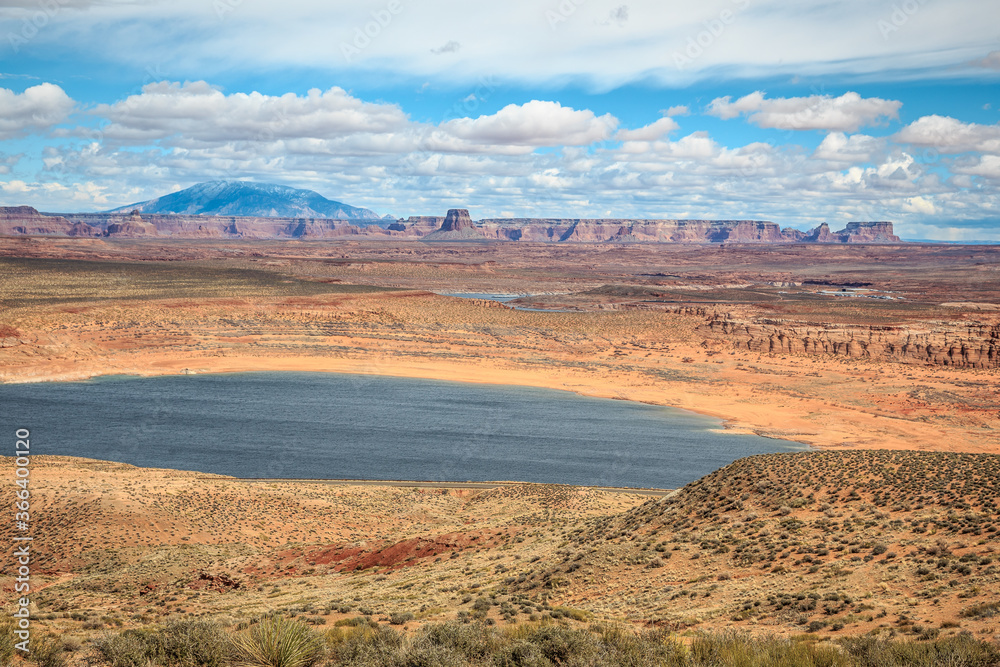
519, 625, 603, 664
841, 633, 1000, 666
328, 624, 403, 665
231, 616, 325, 667
26, 634, 66, 667
388, 612, 414, 626
689, 631, 849, 667
94, 628, 164, 667
94, 619, 228, 667
959, 601, 1000, 619
159, 619, 229, 666
0, 619, 16, 666
593, 624, 687, 666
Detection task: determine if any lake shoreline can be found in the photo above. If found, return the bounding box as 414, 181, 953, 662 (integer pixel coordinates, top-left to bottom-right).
0, 354, 818, 450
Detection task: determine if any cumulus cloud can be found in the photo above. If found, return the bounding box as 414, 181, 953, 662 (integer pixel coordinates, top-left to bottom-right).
894, 115, 1000, 155
0, 153, 23, 175
93, 81, 409, 143
615, 117, 679, 141
813, 132, 886, 164
952, 155, 1000, 180
707, 91, 902, 132
440, 100, 618, 147
0, 83, 75, 139
7, 81, 997, 238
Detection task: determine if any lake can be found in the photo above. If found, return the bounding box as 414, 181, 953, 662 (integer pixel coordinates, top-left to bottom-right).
0, 372, 808, 489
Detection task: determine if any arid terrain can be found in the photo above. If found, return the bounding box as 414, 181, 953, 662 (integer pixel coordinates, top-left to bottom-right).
0, 451, 998, 664
1, 237, 997, 451
0, 235, 998, 663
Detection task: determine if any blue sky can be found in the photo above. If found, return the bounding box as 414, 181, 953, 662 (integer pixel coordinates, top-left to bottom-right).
1, 0, 999, 239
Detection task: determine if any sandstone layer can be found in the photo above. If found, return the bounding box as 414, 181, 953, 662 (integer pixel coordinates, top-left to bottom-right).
0, 206, 902, 243
703, 317, 1000, 368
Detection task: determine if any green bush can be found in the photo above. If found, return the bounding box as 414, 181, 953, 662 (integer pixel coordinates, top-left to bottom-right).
328, 624, 403, 666
0, 619, 16, 667
27, 634, 66, 667
959, 601, 1000, 619
841, 634, 1000, 666
94, 629, 163, 667
690, 631, 850, 667
230, 616, 325, 667
94, 620, 227, 667
388, 612, 415, 626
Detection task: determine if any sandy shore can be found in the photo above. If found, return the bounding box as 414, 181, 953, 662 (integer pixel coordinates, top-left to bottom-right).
3, 337, 995, 454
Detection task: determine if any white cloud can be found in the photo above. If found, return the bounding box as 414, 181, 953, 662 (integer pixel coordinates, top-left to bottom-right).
970, 50, 1000, 69
707, 91, 902, 132
5, 80, 994, 236
894, 115, 1000, 155
952, 155, 1000, 180
439, 100, 618, 147
7, 0, 997, 89
0, 153, 22, 175
94, 81, 409, 144
902, 196, 936, 215
813, 132, 885, 164
0, 83, 75, 140
615, 117, 679, 141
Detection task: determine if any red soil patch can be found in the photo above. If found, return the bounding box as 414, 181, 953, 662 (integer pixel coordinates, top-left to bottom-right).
304, 531, 502, 572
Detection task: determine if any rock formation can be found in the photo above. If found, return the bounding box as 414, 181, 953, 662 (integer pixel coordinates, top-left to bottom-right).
0, 205, 906, 244
801, 221, 901, 243
702, 317, 1000, 368
0, 206, 96, 237
104, 210, 158, 237
440, 209, 474, 232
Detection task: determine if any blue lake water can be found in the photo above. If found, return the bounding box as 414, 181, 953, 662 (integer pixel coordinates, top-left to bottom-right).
0, 372, 808, 489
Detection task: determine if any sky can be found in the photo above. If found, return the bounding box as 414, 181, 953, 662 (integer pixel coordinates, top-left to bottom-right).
0, 0, 998, 240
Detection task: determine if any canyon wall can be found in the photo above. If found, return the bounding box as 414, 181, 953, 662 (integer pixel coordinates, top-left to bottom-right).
1, 206, 903, 244
701, 317, 1000, 368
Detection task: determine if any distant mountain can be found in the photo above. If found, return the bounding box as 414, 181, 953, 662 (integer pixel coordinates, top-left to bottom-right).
107, 181, 383, 220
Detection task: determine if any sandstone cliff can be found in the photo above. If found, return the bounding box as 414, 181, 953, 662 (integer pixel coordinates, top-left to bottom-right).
702, 317, 1000, 368
1, 206, 905, 244
0, 206, 97, 237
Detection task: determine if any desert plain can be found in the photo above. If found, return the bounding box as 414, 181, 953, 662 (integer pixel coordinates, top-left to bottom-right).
1, 235, 999, 664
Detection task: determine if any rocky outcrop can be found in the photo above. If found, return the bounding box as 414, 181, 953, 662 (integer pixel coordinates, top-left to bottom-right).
0, 206, 97, 237
702, 317, 1000, 368
800, 221, 901, 243
2, 205, 905, 244
842, 221, 901, 243
420, 209, 486, 240
441, 209, 474, 232
805, 223, 838, 243
104, 211, 158, 237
